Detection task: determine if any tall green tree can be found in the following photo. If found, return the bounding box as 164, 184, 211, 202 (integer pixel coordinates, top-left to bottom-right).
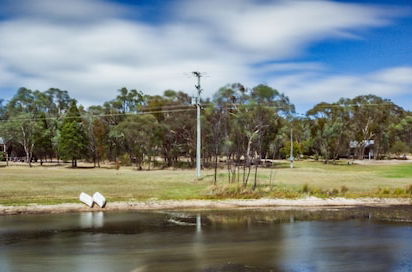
113, 114, 159, 170
58, 101, 88, 167
307, 102, 350, 162
33, 112, 53, 164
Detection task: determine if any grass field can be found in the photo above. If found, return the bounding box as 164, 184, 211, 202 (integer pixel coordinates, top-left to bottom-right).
0, 160, 412, 205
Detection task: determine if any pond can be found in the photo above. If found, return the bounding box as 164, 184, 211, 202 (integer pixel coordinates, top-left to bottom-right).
1, 207, 412, 272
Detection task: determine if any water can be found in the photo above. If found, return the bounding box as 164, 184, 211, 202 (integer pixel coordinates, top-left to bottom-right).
1, 207, 412, 272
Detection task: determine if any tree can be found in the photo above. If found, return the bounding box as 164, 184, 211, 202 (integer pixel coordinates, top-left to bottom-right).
213, 83, 294, 188
390, 141, 409, 157
204, 104, 226, 184
58, 101, 88, 167
109, 87, 144, 113
33, 113, 53, 164
392, 115, 412, 153
0, 113, 40, 167
347, 95, 402, 159
145, 90, 195, 167
113, 114, 159, 170
307, 102, 350, 163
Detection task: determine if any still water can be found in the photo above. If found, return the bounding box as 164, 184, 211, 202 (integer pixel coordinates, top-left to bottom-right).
1, 207, 412, 272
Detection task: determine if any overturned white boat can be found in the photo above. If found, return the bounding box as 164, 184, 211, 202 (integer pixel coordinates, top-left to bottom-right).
79, 192, 94, 208
93, 192, 107, 208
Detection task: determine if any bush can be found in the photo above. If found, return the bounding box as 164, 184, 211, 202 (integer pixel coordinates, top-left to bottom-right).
115, 160, 121, 170
390, 141, 409, 156
120, 154, 132, 166
340, 186, 349, 194
331, 188, 339, 196
393, 188, 405, 195
302, 183, 310, 193
406, 184, 412, 194
378, 188, 390, 195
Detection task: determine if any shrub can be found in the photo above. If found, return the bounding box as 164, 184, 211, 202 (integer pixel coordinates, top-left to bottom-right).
340, 186, 349, 194
120, 154, 131, 166
302, 183, 310, 193
390, 141, 409, 156
331, 188, 339, 195
115, 160, 121, 170
406, 185, 412, 194
393, 188, 405, 195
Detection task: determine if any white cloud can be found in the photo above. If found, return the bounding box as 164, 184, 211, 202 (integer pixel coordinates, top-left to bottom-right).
271, 66, 412, 110
1, 0, 127, 22
0, 0, 409, 109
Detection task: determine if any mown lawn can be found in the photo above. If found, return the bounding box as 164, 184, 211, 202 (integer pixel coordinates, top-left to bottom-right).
0, 160, 411, 205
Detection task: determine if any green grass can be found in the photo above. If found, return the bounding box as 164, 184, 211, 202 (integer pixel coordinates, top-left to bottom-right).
380, 164, 412, 178
0, 160, 411, 206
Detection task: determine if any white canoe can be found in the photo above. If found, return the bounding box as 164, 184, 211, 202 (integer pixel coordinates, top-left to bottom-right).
79, 192, 94, 208
93, 192, 107, 208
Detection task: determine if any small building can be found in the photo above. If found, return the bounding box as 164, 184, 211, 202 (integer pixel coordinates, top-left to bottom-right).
0, 137, 5, 152
349, 140, 375, 159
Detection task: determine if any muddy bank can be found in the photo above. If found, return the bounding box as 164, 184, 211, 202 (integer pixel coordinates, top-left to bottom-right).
1, 197, 411, 216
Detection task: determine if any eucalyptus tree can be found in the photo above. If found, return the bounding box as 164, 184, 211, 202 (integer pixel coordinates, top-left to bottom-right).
3, 88, 54, 166
6, 88, 36, 115
214, 83, 294, 188
307, 101, 351, 162
0, 113, 40, 167
145, 90, 195, 167
203, 104, 227, 184
109, 87, 144, 113
113, 114, 159, 170
33, 112, 53, 164
348, 95, 403, 159
99, 88, 146, 162
0, 99, 6, 119
393, 115, 412, 151
82, 107, 109, 168
213, 83, 250, 184
44, 88, 72, 115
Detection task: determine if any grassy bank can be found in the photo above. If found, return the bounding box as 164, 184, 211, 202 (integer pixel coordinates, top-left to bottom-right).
0, 161, 411, 205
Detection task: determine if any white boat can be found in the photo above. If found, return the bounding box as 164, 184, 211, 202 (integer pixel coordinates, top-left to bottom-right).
93, 192, 107, 208
79, 192, 94, 208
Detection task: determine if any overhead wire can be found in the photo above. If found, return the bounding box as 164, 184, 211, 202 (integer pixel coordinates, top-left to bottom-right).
0, 101, 404, 123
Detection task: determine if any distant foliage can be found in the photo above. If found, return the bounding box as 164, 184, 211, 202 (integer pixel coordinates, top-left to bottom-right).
0, 85, 410, 172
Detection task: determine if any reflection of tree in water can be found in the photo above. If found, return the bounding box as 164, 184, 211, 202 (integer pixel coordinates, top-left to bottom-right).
201, 263, 281, 272
280, 220, 403, 272
202, 207, 412, 225
2, 208, 412, 272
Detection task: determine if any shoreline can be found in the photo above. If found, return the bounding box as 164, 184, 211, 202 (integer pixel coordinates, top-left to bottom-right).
1, 197, 411, 216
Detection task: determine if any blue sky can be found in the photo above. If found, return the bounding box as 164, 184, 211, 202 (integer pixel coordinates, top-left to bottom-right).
0, 0, 411, 113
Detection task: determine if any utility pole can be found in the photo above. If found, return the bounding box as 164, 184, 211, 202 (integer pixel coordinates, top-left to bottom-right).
193, 71, 202, 179
290, 128, 294, 168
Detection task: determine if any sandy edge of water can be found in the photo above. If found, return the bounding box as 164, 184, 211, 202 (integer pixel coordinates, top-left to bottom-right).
1, 197, 411, 215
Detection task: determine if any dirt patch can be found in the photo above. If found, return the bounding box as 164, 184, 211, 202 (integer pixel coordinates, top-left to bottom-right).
1, 197, 411, 216
354, 159, 412, 165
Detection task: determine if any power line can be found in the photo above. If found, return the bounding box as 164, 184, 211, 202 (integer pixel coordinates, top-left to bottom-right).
0, 101, 404, 123
0, 108, 197, 123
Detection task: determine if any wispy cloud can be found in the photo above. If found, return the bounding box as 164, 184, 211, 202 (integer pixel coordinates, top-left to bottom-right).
271, 66, 412, 109
0, 0, 409, 109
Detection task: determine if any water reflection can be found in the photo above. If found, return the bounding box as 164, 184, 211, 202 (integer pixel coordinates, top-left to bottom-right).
79, 211, 104, 228
1, 207, 412, 272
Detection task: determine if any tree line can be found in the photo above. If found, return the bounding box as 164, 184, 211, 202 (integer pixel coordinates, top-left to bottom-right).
0, 85, 411, 180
